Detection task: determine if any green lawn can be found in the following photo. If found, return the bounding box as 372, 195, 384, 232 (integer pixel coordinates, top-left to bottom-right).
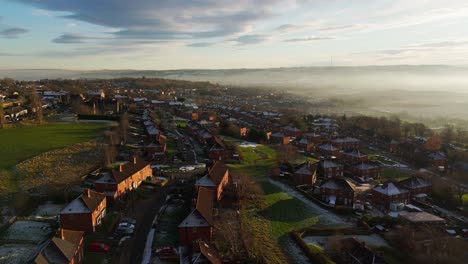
462, 194, 468, 210
227, 143, 323, 262
261, 180, 320, 238
380, 168, 411, 181
0, 123, 108, 169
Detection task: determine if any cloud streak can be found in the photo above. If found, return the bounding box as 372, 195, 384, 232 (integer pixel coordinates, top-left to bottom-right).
283, 36, 335, 42
232, 34, 269, 45
12, 0, 283, 42
0, 27, 28, 38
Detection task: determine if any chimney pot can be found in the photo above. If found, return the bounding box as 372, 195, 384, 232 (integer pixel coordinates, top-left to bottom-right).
119, 164, 123, 172
86, 189, 91, 197
133, 157, 137, 164
60, 228, 64, 239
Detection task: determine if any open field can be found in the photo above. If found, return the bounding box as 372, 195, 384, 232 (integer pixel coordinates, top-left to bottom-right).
228, 141, 335, 263
0, 123, 108, 169
380, 167, 412, 181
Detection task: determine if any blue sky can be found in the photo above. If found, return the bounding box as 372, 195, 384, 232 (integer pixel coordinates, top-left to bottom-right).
1, 0, 468, 70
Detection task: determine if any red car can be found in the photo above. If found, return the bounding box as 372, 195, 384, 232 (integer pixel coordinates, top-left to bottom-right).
89, 242, 110, 253
155, 246, 178, 259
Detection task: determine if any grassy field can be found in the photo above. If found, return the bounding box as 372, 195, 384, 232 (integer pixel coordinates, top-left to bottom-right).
380, 167, 412, 182
227, 142, 323, 263
463, 194, 468, 210
0, 123, 108, 169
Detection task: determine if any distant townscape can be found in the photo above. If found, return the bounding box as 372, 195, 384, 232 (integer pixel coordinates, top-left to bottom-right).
0, 77, 467, 264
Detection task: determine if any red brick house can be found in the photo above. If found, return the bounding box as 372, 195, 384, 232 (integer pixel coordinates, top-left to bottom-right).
304, 132, 324, 144
145, 141, 166, 158
428, 151, 447, 169
196, 129, 213, 144
239, 127, 248, 137
293, 162, 318, 185
331, 137, 361, 150
208, 137, 229, 161
60, 189, 106, 233
342, 149, 368, 164
178, 187, 214, 246
398, 176, 432, 198
281, 125, 302, 137
191, 112, 199, 120
317, 144, 341, 158
319, 178, 356, 206
296, 138, 314, 152
94, 158, 152, 204
195, 161, 229, 201
319, 160, 344, 178
389, 139, 399, 153
34, 229, 84, 264
372, 182, 409, 210
270, 132, 290, 145
349, 162, 382, 181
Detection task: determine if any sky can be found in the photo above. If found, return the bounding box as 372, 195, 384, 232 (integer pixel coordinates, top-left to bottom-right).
1, 0, 468, 70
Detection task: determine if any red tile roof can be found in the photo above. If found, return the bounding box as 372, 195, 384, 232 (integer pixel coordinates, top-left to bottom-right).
80, 189, 106, 212
111, 158, 150, 183
196, 187, 214, 225
208, 161, 228, 185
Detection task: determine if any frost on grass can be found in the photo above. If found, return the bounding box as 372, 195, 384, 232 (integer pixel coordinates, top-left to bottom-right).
0, 244, 36, 264
16, 141, 103, 194
32, 201, 64, 217
3, 221, 53, 242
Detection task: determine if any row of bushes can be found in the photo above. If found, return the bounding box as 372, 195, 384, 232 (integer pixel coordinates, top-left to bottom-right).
299, 226, 372, 237
290, 231, 335, 264
78, 114, 120, 121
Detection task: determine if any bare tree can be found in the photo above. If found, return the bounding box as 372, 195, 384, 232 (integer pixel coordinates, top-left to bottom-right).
119, 112, 129, 144
0, 105, 6, 128
30, 86, 43, 124
216, 211, 243, 259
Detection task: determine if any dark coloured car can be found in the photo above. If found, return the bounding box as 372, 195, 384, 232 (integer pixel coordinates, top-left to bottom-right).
89, 242, 110, 253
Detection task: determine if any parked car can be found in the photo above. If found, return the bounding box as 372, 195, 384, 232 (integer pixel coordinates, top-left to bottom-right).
118, 222, 135, 229
155, 246, 178, 259
89, 242, 110, 253
116, 225, 135, 236
121, 217, 137, 225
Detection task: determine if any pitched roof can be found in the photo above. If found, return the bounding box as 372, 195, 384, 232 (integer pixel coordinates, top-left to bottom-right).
318, 144, 339, 151
196, 187, 214, 225
198, 242, 222, 264
373, 182, 408, 196
61, 189, 105, 214
399, 176, 432, 189
340, 237, 387, 264
80, 189, 106, 212
344, 149, 366, 158
195, 175, 217, 188
207, 162, 228, 185
35, 229, 84, 263
321, 160, 343, 169
353, 162, 379, 170
179, 187, 215, 228
332, 137, 361, 143
210, 136, 226, 150
111, 158, 150, 183
320, 178, 356, 192
295, 162, 317, 175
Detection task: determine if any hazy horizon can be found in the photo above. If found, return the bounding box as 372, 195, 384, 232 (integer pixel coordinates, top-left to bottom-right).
2, 1, 468, 69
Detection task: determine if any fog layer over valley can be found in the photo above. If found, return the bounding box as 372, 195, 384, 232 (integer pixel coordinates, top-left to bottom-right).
2, 65, 468, 120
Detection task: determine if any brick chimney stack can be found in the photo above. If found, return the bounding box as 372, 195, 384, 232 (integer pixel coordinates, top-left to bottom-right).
85, 189, 91, 197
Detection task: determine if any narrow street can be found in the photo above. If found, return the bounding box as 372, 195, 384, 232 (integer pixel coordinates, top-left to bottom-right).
116, 183, 173, 264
